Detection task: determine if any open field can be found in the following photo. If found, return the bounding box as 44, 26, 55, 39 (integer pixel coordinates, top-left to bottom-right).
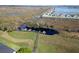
8, 31, 36, 40
0, 31, 35, 52
37, 32, 79, 53
0, 31, 79, 53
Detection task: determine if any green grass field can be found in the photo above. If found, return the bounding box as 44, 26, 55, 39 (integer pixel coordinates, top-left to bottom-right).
8, 31, 36, 40
0, 31, 36, 52
0, 35, 20, 51
0, 31, 79, 53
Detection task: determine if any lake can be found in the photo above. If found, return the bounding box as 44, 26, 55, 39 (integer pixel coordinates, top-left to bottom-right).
53, 6, 79, 15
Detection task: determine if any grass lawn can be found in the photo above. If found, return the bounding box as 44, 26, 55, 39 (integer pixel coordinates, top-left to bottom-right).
0, 36, 33, 52
0, 31, 36, 52
8, 31, 36, 40
0, 36, 20, 51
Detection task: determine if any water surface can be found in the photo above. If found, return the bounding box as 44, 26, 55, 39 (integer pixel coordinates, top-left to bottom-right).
53, 6, 79, 15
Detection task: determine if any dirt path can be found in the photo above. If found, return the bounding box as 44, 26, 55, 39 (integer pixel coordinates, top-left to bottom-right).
32, 32, 39, 52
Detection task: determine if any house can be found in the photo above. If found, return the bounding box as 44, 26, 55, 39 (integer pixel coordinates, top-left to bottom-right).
18, 24, 29, 31
0, 44, 15, 53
